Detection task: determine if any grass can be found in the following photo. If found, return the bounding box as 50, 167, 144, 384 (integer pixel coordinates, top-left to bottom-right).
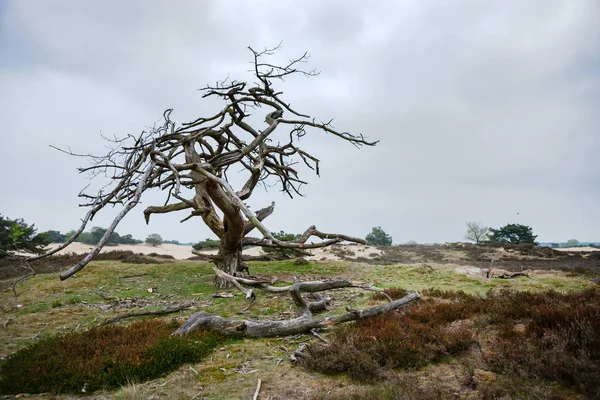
0, 255, 597, 398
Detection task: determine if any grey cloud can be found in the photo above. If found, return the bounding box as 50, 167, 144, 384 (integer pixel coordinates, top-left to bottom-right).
0, 0, 598, 245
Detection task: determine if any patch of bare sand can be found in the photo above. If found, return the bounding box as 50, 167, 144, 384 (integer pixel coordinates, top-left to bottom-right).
198, 244, 382, 261
555, 246, 600, 252
47, 242, 195, 260
45, 242, 383, 261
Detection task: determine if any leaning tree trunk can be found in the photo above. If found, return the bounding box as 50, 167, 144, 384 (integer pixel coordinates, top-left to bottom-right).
213, 197, 246, 288
215, 243, 243, 288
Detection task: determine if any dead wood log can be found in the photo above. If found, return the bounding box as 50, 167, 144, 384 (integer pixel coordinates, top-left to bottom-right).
172, 292, 419, 337
496, 272, 530, 279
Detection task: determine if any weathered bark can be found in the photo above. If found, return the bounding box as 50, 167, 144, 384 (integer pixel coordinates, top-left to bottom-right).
173, 292, 419, 337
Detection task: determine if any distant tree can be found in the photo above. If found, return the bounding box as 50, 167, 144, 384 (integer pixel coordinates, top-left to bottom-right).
192, 238, 221, 251
74, 231, 93, 244
365, 226, 393, 247
145, 233, 163, 247
549, 243, 560, 248
263, 231, 303, 257
119, 234, 143, 245
565, 239, 580, 248
405, 240, 419, 245
163, 239, 181, 245
464, 222, 489, 244
487, 223, 538, 245
89, 227, 121, 246
0, 214, 51, 256
42, 230, 68, 243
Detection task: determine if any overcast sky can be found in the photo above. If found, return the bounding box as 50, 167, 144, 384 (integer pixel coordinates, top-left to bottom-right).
1, 1, 598, 245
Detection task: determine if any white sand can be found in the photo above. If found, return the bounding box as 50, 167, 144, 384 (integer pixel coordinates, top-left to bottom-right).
554, 246, 600, 252
46, 242, 196, 259
45, 242, 383, 261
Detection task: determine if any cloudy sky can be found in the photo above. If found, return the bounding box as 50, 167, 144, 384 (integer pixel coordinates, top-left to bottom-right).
1, 0, 598, 245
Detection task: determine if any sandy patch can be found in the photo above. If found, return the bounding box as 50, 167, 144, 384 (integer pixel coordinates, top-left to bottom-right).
195, 243, 382, 262
554, 246, 600, 252
47, 242, 196, 260
44, 242, 383, 262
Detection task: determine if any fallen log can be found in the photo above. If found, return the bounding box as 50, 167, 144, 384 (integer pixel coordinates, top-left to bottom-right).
172, 292, 419, 337
496, 272, 530, 279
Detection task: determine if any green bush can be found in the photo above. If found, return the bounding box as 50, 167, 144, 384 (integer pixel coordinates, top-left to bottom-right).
262, 231, 304, 258
0, 320, 224, 394
192, 238, 221, 251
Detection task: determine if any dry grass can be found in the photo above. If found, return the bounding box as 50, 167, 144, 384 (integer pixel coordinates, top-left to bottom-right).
1, 245, 598, 399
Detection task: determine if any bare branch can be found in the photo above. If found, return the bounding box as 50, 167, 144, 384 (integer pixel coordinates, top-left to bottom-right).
60, 162, 155, 280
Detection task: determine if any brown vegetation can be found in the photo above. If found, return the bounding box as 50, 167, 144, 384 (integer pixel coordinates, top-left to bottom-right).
0, 250, 171, 281
0, 320, 224, 394
300, 288, 600, 399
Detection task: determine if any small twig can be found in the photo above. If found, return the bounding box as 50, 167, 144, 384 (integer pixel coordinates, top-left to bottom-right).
290, 343, 307, 362
310, 328, 328, 343
238, 296, 256, 314
11, 272, 35, 310
100, 303, 191, 325
157, 378, 174, 387
253, 378, 262, 400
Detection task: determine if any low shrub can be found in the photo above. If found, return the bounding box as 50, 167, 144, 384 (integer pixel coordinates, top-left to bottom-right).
371, 287, 408, 301
301, 299, 477, 381
303, 288, 600, 398
0, 320, 224, 394
488, 289, 600, 398
0, 251, 169, 281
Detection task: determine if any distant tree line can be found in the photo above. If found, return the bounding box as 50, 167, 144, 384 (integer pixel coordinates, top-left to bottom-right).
1, 214, 183, 257
464, 222, 538, 245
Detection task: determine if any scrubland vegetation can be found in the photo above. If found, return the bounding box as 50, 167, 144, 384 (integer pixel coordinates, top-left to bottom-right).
1, 243, 598, 399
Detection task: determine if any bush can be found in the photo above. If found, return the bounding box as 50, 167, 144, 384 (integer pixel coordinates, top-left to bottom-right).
302, 288, 600, 398
301, 297, 477, 381
372, 287, 408, 301
488, 289, 600, 398
0, 251, 169, 281
261, 231, 305, 258
0, 320, 224, 394
192, 238, 221, 251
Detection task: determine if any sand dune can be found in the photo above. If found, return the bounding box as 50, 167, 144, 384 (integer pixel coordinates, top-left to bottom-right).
46, 242, 383, 261
554, 246, 600, 252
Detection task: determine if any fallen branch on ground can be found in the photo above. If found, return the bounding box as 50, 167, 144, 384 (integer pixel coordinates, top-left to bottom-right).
172, 292, 419, 337
496, 272, 530, 279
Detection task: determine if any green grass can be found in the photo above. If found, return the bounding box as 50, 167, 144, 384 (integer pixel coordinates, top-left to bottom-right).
0, 257, 596, 398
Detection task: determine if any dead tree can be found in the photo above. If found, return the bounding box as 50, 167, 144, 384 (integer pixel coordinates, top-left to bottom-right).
51, 44, 378, 287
